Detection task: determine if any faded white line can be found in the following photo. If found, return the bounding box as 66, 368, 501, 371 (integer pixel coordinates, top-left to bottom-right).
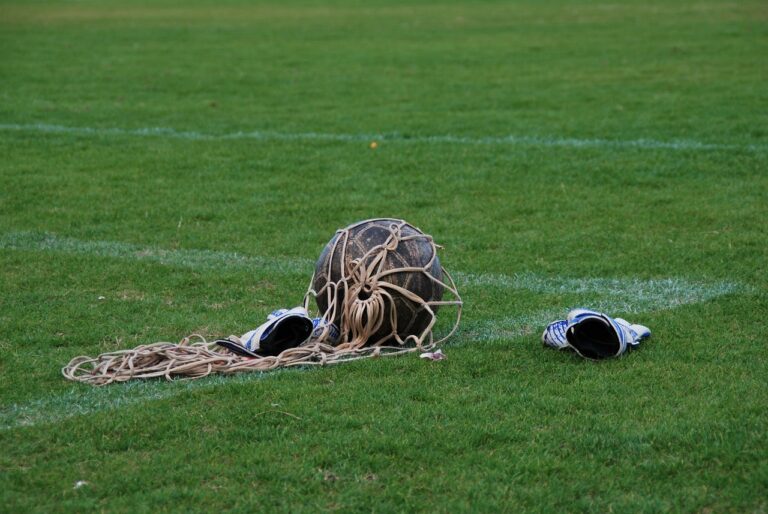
1, 122, 765, 153
454, 273, 743, 343
0, 230, 313, 275
455, 272, 741, 311
2, 231, 743, 312
0, 372, 276, 431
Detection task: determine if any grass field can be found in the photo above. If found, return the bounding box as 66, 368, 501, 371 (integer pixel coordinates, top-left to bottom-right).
1, 0, 767, 511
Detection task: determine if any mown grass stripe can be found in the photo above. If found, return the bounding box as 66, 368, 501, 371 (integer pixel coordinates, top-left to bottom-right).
1, 122, 765, 153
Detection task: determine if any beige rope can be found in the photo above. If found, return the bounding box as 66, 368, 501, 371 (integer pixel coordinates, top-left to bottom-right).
62, 219, 462, 385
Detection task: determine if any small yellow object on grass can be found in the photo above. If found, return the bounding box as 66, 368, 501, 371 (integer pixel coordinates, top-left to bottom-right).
369, 141, 378, 149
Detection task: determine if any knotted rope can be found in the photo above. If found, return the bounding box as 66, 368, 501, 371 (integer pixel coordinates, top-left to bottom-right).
62, 219, 462, 385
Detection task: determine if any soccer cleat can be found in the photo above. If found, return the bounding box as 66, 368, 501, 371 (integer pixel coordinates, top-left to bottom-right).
217, 307, 313, 357
542, 319, 570, 350
564, 308, 651, 359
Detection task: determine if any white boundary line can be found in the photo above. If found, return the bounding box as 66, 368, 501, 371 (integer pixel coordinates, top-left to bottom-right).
0, 372, 275, 431
1, 231, 743, 310
0, 230, 313, 274
454, 271, 741, 311
1, 122, 765, 153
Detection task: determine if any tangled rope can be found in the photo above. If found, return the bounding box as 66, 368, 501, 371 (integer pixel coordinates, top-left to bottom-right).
63, 219, 462, 385
63, 336, 344, 386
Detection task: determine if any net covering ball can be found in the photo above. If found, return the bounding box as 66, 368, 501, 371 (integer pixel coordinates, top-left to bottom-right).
313, 219, 443, 345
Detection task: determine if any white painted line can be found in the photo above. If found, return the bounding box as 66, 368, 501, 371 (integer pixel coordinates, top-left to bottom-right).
0, 230, 313, 275
0, 372, 273, 431
455, 308, 566, 343
454, 273, 743, 343
455, 272, 742, 311
1, 122, 765, 153
1, 231, 743, 310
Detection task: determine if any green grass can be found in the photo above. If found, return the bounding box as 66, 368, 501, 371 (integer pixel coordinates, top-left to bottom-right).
1, 0, 767, 511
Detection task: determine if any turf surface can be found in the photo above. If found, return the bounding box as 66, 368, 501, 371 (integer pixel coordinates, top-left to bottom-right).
1, 0, 767, 511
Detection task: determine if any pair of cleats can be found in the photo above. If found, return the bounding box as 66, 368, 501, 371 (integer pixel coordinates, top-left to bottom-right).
216, 307, 340, 358
542, 308, 651, 360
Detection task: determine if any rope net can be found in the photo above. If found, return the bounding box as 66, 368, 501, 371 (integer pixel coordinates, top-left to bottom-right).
63, 219, 462, 386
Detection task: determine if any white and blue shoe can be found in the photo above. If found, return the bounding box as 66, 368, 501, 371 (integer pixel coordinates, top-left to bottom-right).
564, 308, 651, 359
217, 307, 313, 357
